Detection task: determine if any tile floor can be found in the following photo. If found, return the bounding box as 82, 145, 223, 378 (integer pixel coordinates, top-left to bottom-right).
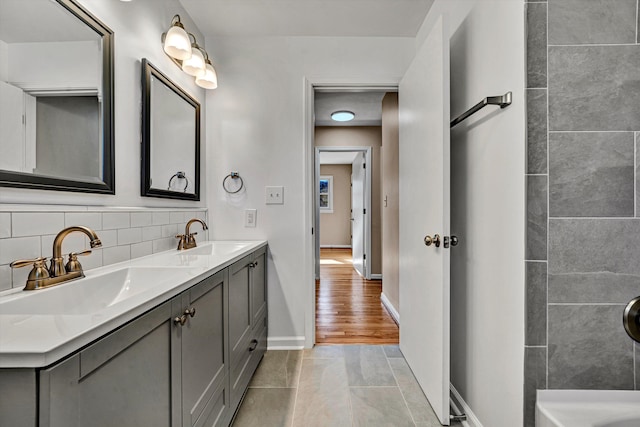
232, 345, 461, 427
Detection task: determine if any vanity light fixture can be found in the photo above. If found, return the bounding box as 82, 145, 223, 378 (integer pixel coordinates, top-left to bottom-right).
331, 110, 355, 122
162, 15, 217, 89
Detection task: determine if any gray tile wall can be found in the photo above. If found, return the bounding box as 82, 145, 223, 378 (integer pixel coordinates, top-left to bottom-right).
0, 207, 208, 292
525, 0, 640, 425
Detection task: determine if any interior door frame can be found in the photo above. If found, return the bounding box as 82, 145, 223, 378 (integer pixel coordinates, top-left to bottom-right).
303, 80, 398, 348
315, 146, 372, 280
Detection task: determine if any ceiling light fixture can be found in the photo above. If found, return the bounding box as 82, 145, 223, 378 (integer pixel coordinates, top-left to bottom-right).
162, 15, 217, 90
331, 111, 355, 122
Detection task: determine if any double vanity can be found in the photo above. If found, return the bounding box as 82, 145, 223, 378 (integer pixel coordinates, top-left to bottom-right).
0, 239, 268, 427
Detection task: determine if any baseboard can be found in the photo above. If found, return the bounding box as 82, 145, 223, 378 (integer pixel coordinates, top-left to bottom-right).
450, 384, 483, 427
320, 245, 352, 248
380, 292, 400, 325
370, 274, 382, 280
267, 336, 305, 350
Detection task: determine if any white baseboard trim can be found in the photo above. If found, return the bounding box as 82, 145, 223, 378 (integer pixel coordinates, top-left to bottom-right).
450, 384, 483, 427
267, 336, 305, 350
380, 292, 400, 325
320, 245, 352, 248
370, 274, 382, 280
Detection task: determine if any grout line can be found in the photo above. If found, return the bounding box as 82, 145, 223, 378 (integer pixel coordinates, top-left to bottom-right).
548, 217, 639, 220
636, 0, 639, 45
289, 351, 304, 427
548, 130, 636, 134
548, 302, 626, 306
545, 0, 550, 392
386, 353, 418, 426
635, 132, 637, 218
549, 42, 640, 47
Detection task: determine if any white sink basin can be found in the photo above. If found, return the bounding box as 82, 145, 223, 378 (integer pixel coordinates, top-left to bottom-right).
181, 241, 255, 256
0, 267, 201, 315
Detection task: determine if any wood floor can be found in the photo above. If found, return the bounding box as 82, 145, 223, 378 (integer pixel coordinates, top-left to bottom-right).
316, 248, 399, 344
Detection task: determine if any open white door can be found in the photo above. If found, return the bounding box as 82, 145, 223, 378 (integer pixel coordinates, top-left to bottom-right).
399, 15, 451, 425
351, 152, 366, 278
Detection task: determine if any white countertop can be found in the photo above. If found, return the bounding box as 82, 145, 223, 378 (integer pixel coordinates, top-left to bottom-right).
0, 240, 267, 368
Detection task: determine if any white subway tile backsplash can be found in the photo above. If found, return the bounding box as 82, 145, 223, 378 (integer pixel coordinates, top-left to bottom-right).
12, 212, 65, 237
0, 265, 11, 292
0, 213, 11, 238
11, 265, 30, 289
118, 228, 142, 245
81, 249, 103, 271
102, 212, 130, 230
162, 224, 178, 238
97, 230, 118, 248
65, 212, 102, 230
131, 212, 153, 227
131, 241, 153, 259
152, 212, 171, 226
153, 237, 175, 253
103, 246, 130, 265
0, 236, 41, 265
170, 212, 184, 224
142, 226, 162, 241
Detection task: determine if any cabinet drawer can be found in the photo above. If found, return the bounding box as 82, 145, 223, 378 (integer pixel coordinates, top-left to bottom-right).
229, 324, 267, 410
193, 376, 229, 427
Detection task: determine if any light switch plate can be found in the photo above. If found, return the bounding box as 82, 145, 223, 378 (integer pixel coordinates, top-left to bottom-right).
245, 209, 257, 227
265, 186, 284, 204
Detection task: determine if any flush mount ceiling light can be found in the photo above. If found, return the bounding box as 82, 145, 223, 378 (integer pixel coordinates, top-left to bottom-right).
162, 15, 218, 90
331, 111, 355, 122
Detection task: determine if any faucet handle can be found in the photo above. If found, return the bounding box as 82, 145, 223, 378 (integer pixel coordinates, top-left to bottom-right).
10, 257, 51, 286
65, 250, 92, 273
176, 234, 186, 250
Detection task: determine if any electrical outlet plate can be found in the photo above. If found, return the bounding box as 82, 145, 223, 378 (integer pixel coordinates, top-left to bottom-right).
245, 209, 257, 227
265, 186, 284, 204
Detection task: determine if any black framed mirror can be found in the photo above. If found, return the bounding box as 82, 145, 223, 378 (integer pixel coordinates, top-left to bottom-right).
141, 59, 200, 201
0, 0, 115, 194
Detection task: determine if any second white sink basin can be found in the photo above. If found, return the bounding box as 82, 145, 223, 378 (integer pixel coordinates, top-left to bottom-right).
182, 241, 255, 256
0, 267, 201, 315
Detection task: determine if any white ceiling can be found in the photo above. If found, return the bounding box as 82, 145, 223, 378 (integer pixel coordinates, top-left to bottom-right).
178, 0, 434, 37
0, 0, 100, 43
319, 151, 359, 165
315, 91, 388, 126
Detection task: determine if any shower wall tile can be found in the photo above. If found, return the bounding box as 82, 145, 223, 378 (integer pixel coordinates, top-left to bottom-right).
527, 2, 547, 88
524, 347, 546, 427
549, 132, 634, 217
527, 176, 547, 260
65, 212, 102, 230
549, 45, 640, 131
548, 304, 634, 389
527, 89, 548, 174
548, 0, 636, 45
549, 219, 640, 304
526, 262, 547, 346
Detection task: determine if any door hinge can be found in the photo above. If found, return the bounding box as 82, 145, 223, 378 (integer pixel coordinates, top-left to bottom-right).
363, 163, 366, 169
363, 208, 366, 214
311, 227, 314, 235
363, 254, 366, 260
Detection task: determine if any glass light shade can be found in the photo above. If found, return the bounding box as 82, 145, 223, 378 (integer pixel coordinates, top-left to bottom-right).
182, 47, 205, 76
331, 111, 355, 122
196, 62, 218, 89
163, 25, 192, 60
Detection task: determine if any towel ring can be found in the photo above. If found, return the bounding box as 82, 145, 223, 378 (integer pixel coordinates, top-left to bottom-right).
168, 171, 189, 192
223, 172, 244, 194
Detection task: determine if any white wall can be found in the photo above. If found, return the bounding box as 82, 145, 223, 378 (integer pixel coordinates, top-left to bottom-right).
0, 0, 207, 209
0, 40, 8, 82
204, 36, 414, 346
416, 1, 526, 426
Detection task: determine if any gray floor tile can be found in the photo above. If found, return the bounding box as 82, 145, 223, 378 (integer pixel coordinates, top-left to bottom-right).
383, 345, 403, 358
388, 358, 440, 424
249, 350, 301, 388
344, 345, 396, 386
232, 388, 296, 427
302, 344, 344, 359
292, 358, 351, 427
350, 387, 414, 427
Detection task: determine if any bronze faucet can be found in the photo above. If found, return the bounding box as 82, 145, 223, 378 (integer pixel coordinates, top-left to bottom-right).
10, 226, 102, 290
176, 218, 208, 250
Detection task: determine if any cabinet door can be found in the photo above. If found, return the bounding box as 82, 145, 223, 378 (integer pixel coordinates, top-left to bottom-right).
228, 254, 253, 366
180, 270, 229, 427
250, 247, 267, 329
39, 299, 181, 427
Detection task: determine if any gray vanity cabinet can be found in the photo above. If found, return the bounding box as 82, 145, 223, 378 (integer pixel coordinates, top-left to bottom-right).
178, 270, 229, 427
39, 299, 181, 427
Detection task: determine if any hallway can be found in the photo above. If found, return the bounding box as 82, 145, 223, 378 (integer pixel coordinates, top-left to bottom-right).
316, 248, 399, 344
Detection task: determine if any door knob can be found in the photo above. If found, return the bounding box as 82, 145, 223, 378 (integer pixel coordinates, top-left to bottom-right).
424, 234, 441, 247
